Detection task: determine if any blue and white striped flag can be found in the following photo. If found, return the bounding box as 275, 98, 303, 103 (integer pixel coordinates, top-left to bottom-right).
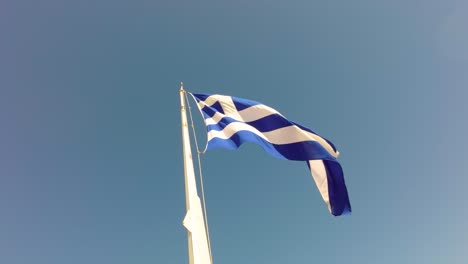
191, 93, 351, 216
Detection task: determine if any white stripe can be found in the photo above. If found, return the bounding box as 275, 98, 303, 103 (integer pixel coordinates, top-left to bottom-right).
237, 104, 283, 122
197, 95, 241, 121
204, 111, 226, 126
207, 121, 269, 142
196, 94, 225, 108
216, 96, 243, 121
207, 121, 339, 158
203, 104, 279, 126
308, 160, 331, 212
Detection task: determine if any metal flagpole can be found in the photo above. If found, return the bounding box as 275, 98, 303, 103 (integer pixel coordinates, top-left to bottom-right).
179, 82, 212, 264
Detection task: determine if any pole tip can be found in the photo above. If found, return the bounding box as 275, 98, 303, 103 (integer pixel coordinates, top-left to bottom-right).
180, 81, 184, 91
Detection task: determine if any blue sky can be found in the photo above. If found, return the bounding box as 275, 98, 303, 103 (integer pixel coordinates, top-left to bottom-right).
1, 1, 467, 263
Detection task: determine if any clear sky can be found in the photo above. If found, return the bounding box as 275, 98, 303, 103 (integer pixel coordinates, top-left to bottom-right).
1, 0, 467, 263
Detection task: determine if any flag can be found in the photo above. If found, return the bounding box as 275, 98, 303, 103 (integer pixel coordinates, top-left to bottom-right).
191, 92, 351, 216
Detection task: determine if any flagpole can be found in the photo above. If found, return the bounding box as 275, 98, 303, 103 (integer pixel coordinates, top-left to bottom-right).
180, 82, 212, 264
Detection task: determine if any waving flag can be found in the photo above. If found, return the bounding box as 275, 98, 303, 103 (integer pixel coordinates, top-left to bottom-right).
191, 93, 351, 216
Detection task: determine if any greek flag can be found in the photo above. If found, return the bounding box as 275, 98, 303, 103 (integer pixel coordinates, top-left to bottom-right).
191, 93, 351, 216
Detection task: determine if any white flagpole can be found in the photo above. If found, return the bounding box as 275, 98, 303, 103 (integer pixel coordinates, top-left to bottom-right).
179, 83, 212, 264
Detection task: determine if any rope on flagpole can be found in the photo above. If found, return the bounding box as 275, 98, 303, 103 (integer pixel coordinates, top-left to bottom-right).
184, 91, 213, 263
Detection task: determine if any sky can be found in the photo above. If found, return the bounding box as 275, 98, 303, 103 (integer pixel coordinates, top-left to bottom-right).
1, 0, 468, 263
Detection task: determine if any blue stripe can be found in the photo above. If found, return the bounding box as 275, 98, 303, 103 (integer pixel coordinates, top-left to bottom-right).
247, 114, 292, 132
192, 93, 210, 102
305, 161, 351, 216
207, 130, 337, 161
209, 101, 224, 114
231, 96, 261, 111
293, 122, 337, 152
200, 105, 220, 119
322, 160, 351, 216
206, 116, 238, 132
